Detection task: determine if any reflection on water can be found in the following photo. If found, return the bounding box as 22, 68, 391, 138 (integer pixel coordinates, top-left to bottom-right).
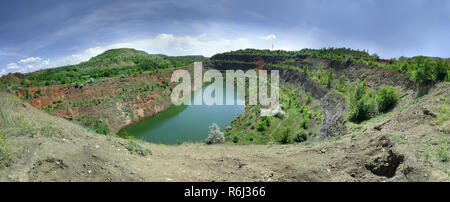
119, 82, 245, 145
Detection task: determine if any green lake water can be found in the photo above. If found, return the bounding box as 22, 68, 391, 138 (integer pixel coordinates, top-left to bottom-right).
119, 82, 245, 145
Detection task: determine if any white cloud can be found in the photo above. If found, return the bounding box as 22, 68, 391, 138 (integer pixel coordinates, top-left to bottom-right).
6, 63, 20, 70
260, 34, 277, 40
19, 57, 43, 64
52, 33, 255, 67
2, 57, 50, 75
101, 33, 253, 57
53, 47, 104, 67
2, 32, 316, 76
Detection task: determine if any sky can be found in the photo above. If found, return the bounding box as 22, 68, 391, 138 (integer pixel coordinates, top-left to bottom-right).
1, 0, 449, 75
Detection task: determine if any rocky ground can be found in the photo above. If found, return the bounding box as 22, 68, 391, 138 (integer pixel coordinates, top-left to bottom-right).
0, 82, 448, 182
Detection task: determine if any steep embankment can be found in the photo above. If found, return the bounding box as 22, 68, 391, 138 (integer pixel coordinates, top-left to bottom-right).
11, 69, 176, 135
207, 51, 419, 139
3, 48, 201, 135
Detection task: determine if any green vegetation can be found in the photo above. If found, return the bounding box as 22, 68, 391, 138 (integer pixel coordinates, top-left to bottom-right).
434, 97, 449, 125
311, 64, 334, 88
347, 81, 377, 123
225, 84, 322, 145
15, 48, 197, 87
293, 128, 308, 143
389, 133, 408, 144
257, 116, 271, 131
347, 81, 399, 123
436, 146, 449, 163
0, 93, 63, 137
216, 48, 450, 85
79, 116, 110, 135
124, 139, 152, 156
278, 127, 292, 144
305, 92, 312, 104
335, 75, 348, 94
421, 133, 449, 163
376, 86, 399, 112
0, 131, 11, 168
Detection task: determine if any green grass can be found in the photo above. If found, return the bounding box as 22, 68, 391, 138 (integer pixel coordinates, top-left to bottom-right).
434, 97, 449, 125
225, 84, 322, 144
0, 131, 12, 168
124, 139, 152, 156
40, 124, 63, 137
436, 146, 449, 163
420, 133, 449, 163
389, 133, 408, 144
351, 132, 362, 139
0, 92, 63, 138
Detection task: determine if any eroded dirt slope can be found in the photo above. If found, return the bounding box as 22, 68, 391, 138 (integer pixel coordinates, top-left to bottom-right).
10, 68, 191, 135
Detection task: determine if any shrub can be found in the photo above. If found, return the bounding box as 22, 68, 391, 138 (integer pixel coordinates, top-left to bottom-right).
335, 75, 347, 94
412, 57, 448, 84
376, 86, 398, 112
262, 116, 271, 127
232, 136, 240, 143
300, 116, 310, 129
305, 92, 312, 104
257, 116, 271, 131
434, 100, 449, 125
413, 63, 433, 85
436, 146, 449, 162
326, 69, 334, 88
205, 123, 224, 144
278, 127, 292, 144
348, 81, 377, 123
434, 60, 447, 82
257, 121, 267, 131
293, 129, 308, 142
94, 123, 110, 135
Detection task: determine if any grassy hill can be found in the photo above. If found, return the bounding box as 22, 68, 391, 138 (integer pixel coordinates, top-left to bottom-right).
1, 48, 204, 88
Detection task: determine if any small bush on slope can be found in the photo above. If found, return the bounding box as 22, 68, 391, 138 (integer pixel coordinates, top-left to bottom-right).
293, 128, 308, 143
278, 127, 292, 144
335, 75, 348, 94
376, 86, 399, 112
124, 139, 152, 156
205, 123, 224, 144
348, 81, 377, 123
0, 131, 12, 168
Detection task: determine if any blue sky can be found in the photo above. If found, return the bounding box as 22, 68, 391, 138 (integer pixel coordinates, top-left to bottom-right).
1, 0, 449, 75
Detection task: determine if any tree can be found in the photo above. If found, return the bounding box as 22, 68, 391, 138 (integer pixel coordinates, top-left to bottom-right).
205, 123, 224, 144
335, 74, 347, 93
257, 121, 267, 131
376, 86, 398, 112
348, 81, 377, 123
278, 127, 292, 144
327, 69, 334, 88
305, 92, 312, 104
